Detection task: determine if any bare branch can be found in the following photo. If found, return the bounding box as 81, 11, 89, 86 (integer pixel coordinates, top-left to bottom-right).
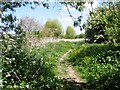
58, 1, 77, 21
65, 4, 77, 21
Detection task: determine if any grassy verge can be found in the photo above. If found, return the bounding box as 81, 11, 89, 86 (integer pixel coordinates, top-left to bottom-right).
67, 44, 120, 89
33, 41, 75, 75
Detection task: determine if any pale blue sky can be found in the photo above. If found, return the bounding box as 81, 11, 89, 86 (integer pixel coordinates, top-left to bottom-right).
12, 1, 100, 34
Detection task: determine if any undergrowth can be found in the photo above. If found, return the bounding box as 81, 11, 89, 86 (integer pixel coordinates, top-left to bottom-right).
2, 41, 74, 89
67, 44, 120, 90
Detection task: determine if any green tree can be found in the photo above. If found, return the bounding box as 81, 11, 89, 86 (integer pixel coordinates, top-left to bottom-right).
84, 2, 120, 43
42, 19, 63, 38
65, 26, 76, 39
104, 2, 120, 43
83, 7, 108, 43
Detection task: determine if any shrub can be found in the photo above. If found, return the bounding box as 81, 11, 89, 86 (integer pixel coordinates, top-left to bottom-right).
2, 40, 74, 89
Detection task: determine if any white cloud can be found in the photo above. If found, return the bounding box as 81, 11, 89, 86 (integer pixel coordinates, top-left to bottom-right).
63, 6, 76, 11
84, 0, 98, 9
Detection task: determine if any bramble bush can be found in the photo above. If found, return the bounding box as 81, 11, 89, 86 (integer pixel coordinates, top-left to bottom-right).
67, 44, 120, 89
2, 35, 74, 89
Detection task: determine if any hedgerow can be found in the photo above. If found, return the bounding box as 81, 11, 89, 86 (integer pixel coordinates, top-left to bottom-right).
2, 39, 74, 89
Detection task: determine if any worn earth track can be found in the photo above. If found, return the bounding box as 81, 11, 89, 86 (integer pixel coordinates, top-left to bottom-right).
58, 49, 87, 90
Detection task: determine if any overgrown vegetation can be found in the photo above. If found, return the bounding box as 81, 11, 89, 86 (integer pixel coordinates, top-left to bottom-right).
0, 1, 75, 89
67, 44, 120, 89
2, 40, 74, 89
1, 1, 120, 90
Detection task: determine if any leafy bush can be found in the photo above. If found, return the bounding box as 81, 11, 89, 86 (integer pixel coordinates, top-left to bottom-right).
1, 2, 74, 89
76, 33, 85, 38
65, 26, 76, 39
2, 40, 74, 89
84, 3, 120, 43
67, 44, 120, 89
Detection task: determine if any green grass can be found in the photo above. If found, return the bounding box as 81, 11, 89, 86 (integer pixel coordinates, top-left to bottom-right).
67, 44, 120, 89
2, 41, 75, 89
32, 41, 75, 75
